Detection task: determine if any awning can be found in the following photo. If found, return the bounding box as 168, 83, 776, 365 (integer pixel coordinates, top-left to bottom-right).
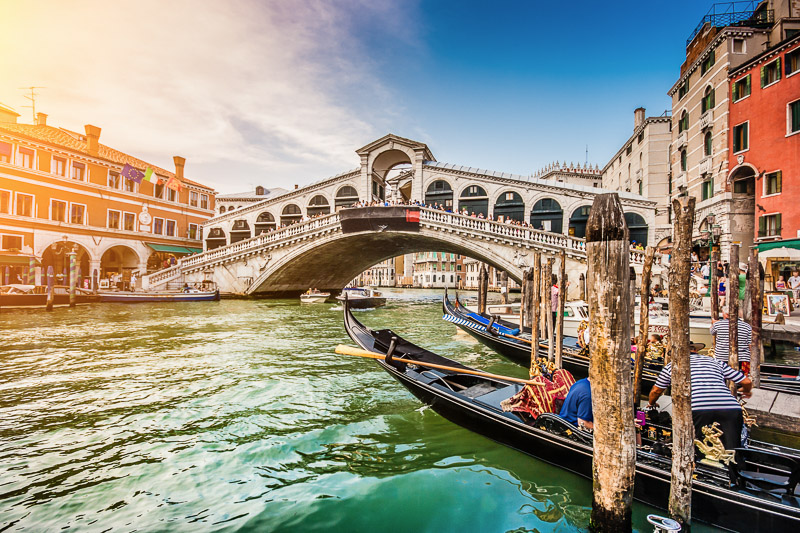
0, 253, 39, 266
146, 243, 202, 255
757, 238, 800, 253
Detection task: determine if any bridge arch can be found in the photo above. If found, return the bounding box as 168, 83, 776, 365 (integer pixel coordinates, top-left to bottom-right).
254, 211, 276, 235
568, 204, 592, 238
624, 212, 648, 246
335, 184, 359, 210
424, 179, 454, 209
492, 190, 525, 222
457, 184, 489, 217
280, 203, 303, 226
529, 197, 563, 233
307, 194, 331, 217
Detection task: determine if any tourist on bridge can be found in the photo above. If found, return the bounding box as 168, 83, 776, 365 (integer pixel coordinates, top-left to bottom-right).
710, 306, 753, 374
648, 342, 752, 450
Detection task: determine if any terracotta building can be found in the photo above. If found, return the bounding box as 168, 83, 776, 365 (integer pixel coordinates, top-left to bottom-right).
0, 104, 216, 288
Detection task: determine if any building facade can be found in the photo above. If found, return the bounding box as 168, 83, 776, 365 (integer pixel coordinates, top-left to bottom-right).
602, 108, 673, 248
216, 186, 288, 217
0, 105, 216, 288
413, 251, 464, 289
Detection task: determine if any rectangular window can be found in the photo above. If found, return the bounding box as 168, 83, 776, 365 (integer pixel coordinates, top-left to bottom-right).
124, 178, 136, 193
16, 193, 33, 216
0, 190, 10, 213
188, 223, 199, 240
123, 212, 136, 231
701, 50, 715, 75
733, 38, 745, 54
626, 145, 632, 155
761, 58, 781, 87
637, 132, 644, 144
200, 194, 209, 209
16, 147, 34, 168
70, 204, 86, 224
153, 217, 164, 235
50, 199, 67, 222
790, 100, 800, 134
765, 171, 782, 195
759, 214, 781, 238
189, 191, 198, 207
787, 49, 800, 77
1, 234, 23, 250
732, 75, 751, 101
107, 209, 121, 229
733, 122, 749, 153
108, 171, 120, 189
154, 183, 165, 199
0, 141, 11, 163
701, 179, 714, 201
167, 188, 177, 202
71, 162, 85, 180
52, 156, 66, 176
166, 219, 176, 236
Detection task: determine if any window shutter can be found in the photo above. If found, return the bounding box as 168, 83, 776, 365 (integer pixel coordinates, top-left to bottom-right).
776, 213, 782, 234
760, 65, 766, 87
776, 58, 781, 80
777, 171, 782, 194
745, 75, 751, 96
710, 88, 715, 107
759, 216, 766, 237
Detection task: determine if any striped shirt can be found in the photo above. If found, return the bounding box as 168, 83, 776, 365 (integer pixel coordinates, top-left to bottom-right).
710, 319, 752, 363
655, 354, 745, 411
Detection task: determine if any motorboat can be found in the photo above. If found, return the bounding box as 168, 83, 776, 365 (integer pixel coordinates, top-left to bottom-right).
300, 289, 330, 304
0, 284, 99, 309
336, 287, 386, 309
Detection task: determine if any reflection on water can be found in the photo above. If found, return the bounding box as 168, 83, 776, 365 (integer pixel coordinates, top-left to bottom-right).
0, 290, 717, 532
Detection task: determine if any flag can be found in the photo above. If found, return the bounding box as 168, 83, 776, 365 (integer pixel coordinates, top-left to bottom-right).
144, 167, 160, 185
121, 163, 144, 183
166, 175, 183, 192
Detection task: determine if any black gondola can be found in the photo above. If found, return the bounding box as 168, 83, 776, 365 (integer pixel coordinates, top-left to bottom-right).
443, 291, 800, 395
342, 300, 800, 532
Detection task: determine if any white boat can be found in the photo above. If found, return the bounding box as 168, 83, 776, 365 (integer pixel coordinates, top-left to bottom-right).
336, 287, 386, 309
300, 289, 330, 304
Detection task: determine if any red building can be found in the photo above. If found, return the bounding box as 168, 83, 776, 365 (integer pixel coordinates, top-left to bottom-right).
728, 33, 800, 285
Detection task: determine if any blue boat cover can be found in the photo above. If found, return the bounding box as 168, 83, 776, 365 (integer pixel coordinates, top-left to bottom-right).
443, 312, 521, 336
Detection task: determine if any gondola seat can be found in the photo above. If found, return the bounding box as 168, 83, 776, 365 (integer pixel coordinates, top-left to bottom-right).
535, 413, 592, 445
473, 384, 522, 411
729, 448, 800, 498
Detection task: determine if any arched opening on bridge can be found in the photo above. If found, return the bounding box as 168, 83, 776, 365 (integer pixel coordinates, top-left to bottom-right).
219, 206, 226, 214
624, 212, 648, 246
458, 185, 488, 217
335, 186, 359, 210
307, 195, 331, 217
206, 228, 227, 250
230, 220, 252, 244
40, 239, 91, 288
254, 212, 276, 235
568, 205, 592, 238
530, 198, 563, 233
372, 150, 412, 201
424, 180, 453, 209
101, 245, 139, 289
281, 204, 302, 226
494, 191, 525, 222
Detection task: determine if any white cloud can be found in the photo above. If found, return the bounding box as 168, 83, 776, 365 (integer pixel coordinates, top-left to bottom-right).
0, 0, 412, 192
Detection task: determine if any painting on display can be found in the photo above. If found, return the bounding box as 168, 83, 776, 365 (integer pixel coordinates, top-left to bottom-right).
766, 293, 791, 316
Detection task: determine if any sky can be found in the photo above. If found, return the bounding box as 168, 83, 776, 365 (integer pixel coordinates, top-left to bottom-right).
0, 0, 716, 194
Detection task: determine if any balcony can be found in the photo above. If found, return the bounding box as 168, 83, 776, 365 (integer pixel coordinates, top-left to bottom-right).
686, 2, 774, 47
677, 130, 688, 148
700, 109, 714, 130
635, 168, 642, 180
699, 157, 712, 175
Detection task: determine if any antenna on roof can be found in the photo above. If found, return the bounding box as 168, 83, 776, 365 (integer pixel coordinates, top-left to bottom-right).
585, 144, 588, 168
19, 86, 46, 123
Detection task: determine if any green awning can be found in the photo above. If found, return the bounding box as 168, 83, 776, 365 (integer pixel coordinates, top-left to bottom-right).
757, 238, 800, 252
0, 254, 38, 266
146, 243, 201, 255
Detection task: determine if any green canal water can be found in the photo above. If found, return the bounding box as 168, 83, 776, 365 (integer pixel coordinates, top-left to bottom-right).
0, 289, 722, 532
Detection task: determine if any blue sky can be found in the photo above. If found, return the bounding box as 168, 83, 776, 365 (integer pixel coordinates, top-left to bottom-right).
1, 0, 717, 193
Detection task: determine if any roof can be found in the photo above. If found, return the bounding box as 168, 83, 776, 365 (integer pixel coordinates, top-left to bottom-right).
216, 187, 289, 200
0, 122, 214, 191
355, 133, 436, 161
0, 103, 20, 117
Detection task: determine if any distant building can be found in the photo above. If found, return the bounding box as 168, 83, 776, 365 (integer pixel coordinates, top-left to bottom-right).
531, 161, 603, 188
216, 186, 288, 216
602, 107, 672, 248
667, 0, 799, 260
0, 104, 215, 287
728, 32, 800, 288
413, 251, 463, 288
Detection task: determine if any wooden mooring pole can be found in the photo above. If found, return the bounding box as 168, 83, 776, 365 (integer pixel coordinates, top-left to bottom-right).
750, 252, 763, 387
729, 245, 740, 388
633, 246, 655, 407
545, 257, 555, 362
710, 250, 719, 320
586, 193, 634, 532
555, 250, 567, 369
669, 195, 696, 530
500, 271, 509, 304
530, 253, 541, 373
478, 264, 488, 315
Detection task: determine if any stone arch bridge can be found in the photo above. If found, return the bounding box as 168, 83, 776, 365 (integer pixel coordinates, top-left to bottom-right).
143, 134, 656, 295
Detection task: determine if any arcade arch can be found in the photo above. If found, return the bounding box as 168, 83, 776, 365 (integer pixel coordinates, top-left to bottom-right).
307, 195, 331, 217
624, 212, 648, 246
206, 228, 227, 250
254, 212, 276, 235
281, 204, 302, 226
424, 180, 453, 209
335, 185, 359, 210
568, 205, 592, 238
530, 198, 563, 233
40, 239, 91, 288
230, 220, 252, 244
493, 191, 525, 222
458, 185, 489, 217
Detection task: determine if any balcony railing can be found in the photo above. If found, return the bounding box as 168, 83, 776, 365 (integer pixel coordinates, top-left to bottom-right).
687, 2, 774, 46
677, 131, 688, 148
699, 157, 712, 175
700, 109, 714, 130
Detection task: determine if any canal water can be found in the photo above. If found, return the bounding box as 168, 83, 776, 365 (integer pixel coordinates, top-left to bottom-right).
1, 290, 724, 532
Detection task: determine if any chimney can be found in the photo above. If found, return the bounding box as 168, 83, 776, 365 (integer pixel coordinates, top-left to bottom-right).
294, 184, 299, 189
36, 112, 47, 126
84, 124, 101, 157
634, 107, 645, 129
173, 156, 185, 180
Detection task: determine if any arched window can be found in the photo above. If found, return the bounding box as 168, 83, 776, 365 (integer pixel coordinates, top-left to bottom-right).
680, 149, 687, 172
568, 205, 592, 238
458, 185, 488, 217
219, 206, 226, 214
230, 220, 251, 244
206, 227, 227, 250
424, 180, 453, 209
704, 132, 713, 157
493, 191, 524, 222
679, 110, 689, 133
307, 194, 330, 216
702, 86, 715, 113
530, 198, 563, 233
254, 212, 276, 235
281, 203, 302, 226
624, 212, 648, 246
335, 185, 359, 209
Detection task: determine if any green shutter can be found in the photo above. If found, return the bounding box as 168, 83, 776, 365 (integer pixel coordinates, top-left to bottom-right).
777, 213, 782, 235
776, 58, 781, 80
745, 74, 751, 96
759, 216, 766, 237
777, 171, 782, 193
761, 66, 766, 87
793, 101, 800, 132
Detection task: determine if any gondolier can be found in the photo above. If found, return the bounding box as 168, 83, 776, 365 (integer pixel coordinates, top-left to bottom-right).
710, 307, 752, 374
648, 343, 752, 450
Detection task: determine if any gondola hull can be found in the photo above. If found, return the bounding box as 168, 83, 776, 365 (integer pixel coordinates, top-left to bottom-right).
343, 302, 800, 531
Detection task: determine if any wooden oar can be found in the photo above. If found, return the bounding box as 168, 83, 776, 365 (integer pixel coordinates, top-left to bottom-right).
335, 344, 544, 386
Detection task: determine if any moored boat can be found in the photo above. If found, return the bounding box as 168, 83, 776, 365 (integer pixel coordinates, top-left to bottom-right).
336, 287, 386, 309
300, 289, 330, 304
97, 289, 219, 303
342, 299, 800, 532
0, 284, 99, 309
